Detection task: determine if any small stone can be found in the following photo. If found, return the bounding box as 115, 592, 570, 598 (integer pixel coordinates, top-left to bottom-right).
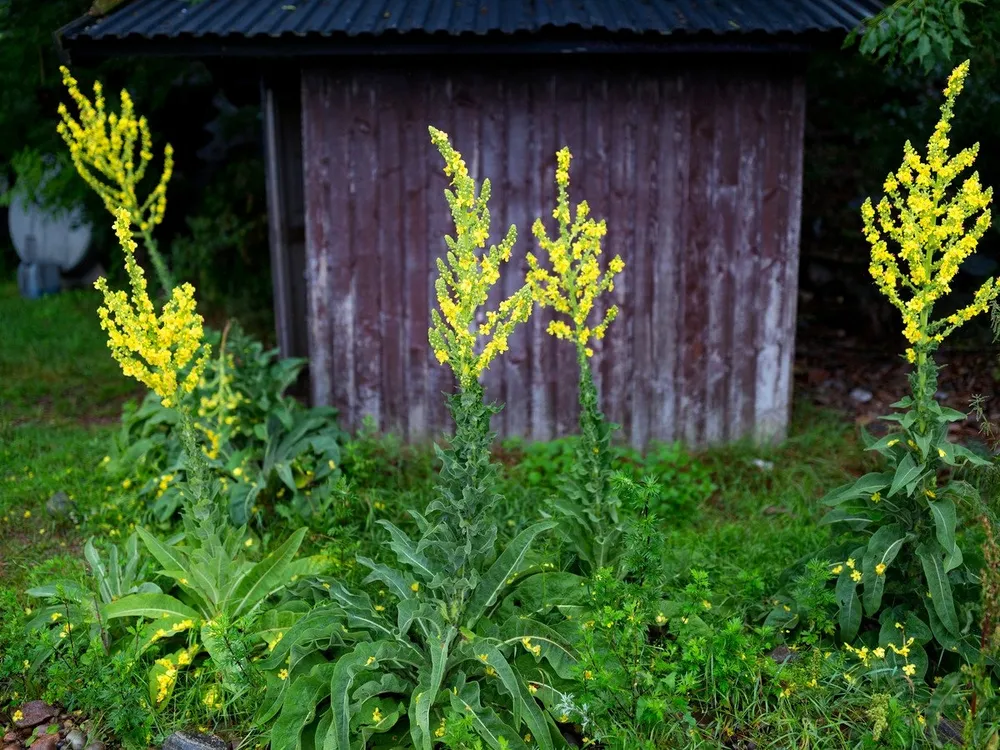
65, 730, 86, 750
161, 733, 228, 750
14, 703, 57, 731
28, 734, 58, 750
849, 388, 873, 404
750, 458, 774, 471
3, 733, 17, 743
83, 743, 105, 750
769, 645, 800, 664
3, 744, 21, 750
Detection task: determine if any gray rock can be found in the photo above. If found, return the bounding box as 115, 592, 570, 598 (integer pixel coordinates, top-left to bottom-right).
14, 702, 57, 730
83, 743, 105, 750
849, 388, 873, 404
45, 491, 75, 520
65, 729, 86, 750
162, 732, 228, 750
769, 645, 800, 664
28, 734, 58, 750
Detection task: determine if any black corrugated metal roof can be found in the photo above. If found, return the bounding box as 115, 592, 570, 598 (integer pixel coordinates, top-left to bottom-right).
62, 0, 883, 42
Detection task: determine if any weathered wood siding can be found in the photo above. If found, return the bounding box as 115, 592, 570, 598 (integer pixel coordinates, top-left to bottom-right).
300, 60, 804, 447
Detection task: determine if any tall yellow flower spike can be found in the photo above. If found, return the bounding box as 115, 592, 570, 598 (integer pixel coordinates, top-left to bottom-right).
862, 60, 996, 364
527, 148, 624, 358
95, 209, 210, 407
56, 66, 174, 291
427, 127, 533, 389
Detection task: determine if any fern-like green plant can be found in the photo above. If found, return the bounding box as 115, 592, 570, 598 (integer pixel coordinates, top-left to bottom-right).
263, 128, 573, 750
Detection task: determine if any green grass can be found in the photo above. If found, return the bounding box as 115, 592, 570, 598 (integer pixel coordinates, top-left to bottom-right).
0, 282, 139, 592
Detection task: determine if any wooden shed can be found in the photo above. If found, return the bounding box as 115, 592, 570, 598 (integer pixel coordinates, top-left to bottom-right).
60, 0, 881, 447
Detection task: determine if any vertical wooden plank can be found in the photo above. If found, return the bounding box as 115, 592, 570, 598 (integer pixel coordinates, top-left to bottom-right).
528, 73, 554, 441
730, 73, 766, 441
704, 72, 739, 443
402, 70, 430, 439
776, 72, 806, 438
262, 80, 295, 360
629, 72, 658, 449
755, 72, 795, 442
496, 74, 532, 439
682, 67, 716, 446
301, 69, 336, 408
604, 70, 634, 440
649, 73, 687, 445
350, 73, 382, 430
378, 72, 406, 436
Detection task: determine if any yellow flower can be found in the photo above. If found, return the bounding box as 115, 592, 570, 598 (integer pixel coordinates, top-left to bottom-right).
851, 570, 863, 582
870, 491, 881, 504
655, 613, 667, 625
875, 563, 887, 576
410, 582, 420, 593
278, 669, 289, 681
427, 127, 534, 389
903, 663, 916, 677
94, 210, 210, 405
831, 565, 844, 575
701, 599, 712, 610
846, 558, 856, 569
23, 510, 31, 519
56, 67, 174, 291
527, 147, 623, 357
12, 710, 23, 723
372, 707, 383, 723
244, 538, 254, 548
862, 61, 996, 363
874, 647, 886, 659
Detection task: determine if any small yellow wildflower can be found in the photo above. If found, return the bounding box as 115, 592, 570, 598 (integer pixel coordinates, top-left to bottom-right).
873, 647, 886, 659
372, 707, 383, 723
12, 710, 24, 723
851, 570, 863, 582
244, 538, 254, 548
655, 612, 667, 625
831, 565, 844, 575
702, 599, 712, 610
366, 656, 376, 666
278, 669, 289, 681
23, 510, 31, 519
903, 663, 916, 677
875, 563, 887, 576
870, 491, 881, 504
410, 582, 420, 593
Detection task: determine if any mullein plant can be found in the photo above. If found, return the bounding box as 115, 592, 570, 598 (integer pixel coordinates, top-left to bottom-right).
88, 211, 314, 712
771, 61, 995, 675
265, 129, 573, 750
56, 67, 174, 296
526, 147, 625, 575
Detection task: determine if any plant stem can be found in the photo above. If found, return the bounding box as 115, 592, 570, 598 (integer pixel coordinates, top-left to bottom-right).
139, 228, 174, 298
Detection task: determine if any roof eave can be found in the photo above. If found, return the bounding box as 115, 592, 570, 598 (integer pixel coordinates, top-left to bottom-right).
57, 27, 850, 63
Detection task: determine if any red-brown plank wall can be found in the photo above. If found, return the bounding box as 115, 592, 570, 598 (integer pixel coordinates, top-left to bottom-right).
300, 60, 804, 447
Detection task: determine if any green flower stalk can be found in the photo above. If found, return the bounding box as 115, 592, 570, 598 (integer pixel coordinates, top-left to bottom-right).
527, 147, 626, 574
